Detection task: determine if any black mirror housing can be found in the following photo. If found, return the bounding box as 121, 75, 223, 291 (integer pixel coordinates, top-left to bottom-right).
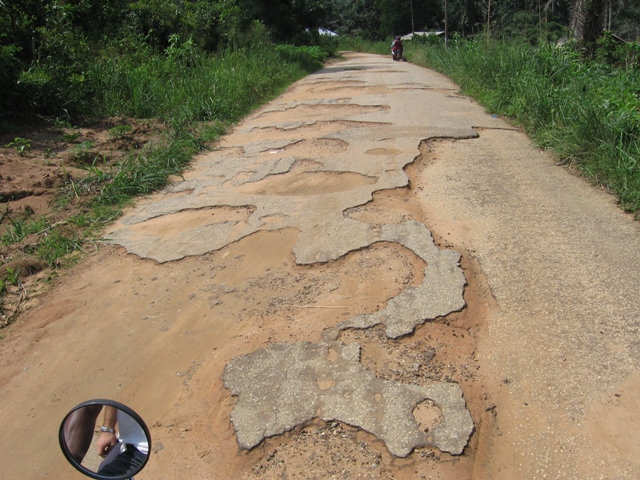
59, 399, 151, 480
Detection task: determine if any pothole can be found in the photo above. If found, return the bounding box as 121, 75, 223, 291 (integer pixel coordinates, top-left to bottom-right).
413, 399, 443, 434
365, 148, 403, 156
276, 138, 349, 157
311, 85, 391, 96
256, 120, 386, 136
235, 170, 377, 196
339, 326, 443, 386
209, 146, 245, 158
232, 171, 258, 183
304, 79, 366, 86
260, 103, 390, 121
126, 206, 255, 239
259, 213, 289, 225
245, 421, 391, 479
163, 188, 195, 200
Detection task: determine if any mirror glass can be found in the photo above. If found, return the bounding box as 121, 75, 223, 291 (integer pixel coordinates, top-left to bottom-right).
59, 400, 151, 480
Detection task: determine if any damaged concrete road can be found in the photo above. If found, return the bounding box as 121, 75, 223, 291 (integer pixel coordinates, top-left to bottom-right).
224, 220, 471, 458
106, 54, 486, 459
224, 341, 473, 457
3, 52, 640, 480
105, 59, 489, 266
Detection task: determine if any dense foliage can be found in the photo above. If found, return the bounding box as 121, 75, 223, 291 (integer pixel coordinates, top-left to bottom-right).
0, 0, 337, 122
326, 0, 639, 42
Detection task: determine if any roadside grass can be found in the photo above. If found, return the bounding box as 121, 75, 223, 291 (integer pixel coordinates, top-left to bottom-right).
405, 39, 640, 215
338, 38, 392, 56
90, 45, 323, 124
0, 42, 330, 325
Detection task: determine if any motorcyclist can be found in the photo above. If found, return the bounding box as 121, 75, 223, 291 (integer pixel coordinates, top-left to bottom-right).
391, 36, 403, 61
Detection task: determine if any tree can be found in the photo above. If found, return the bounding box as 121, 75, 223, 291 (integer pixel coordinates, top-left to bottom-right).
327, 0, 381, 39
377, 0, 442, 37
241, 0, 333, 42
571, 0, 606, 53
608, 0, 640, 40
327, 0, 443, 39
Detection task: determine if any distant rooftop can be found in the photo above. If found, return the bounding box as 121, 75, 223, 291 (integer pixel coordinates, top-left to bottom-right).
401, 31, 445, 41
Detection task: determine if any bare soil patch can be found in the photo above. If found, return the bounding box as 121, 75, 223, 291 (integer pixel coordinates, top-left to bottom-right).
0, 118, 165, 327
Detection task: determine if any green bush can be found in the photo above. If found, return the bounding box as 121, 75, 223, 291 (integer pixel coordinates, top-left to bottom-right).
596, 31, 640, 68
275, 44, 328, 63
410, 34, 444, 47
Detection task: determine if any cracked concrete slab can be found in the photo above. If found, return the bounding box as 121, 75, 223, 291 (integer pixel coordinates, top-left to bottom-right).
223, 341, 474, 457
106, 125, 477, 263
224, 220, 470, 457
323, 221, 466, 340
103, 53, 504, 457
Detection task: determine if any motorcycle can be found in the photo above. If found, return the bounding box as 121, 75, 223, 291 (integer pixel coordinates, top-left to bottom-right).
59, 399, 151, 480
391, 37, 403, 61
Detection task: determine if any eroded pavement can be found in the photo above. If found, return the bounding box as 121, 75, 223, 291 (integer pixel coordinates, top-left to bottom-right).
4, 52, 640, 480
106, 54, 502, 459
223, 221, 471, 457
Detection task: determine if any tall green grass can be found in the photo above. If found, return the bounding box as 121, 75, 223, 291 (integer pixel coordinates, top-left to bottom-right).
407, 39, 640, 214
338, 37, 393, 56
89, 45, 323, 125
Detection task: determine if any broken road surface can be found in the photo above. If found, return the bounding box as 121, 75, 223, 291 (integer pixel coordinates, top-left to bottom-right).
1, 52, 640, 479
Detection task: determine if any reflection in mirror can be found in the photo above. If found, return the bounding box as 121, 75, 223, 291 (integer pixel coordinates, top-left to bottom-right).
59, 400, 150, 480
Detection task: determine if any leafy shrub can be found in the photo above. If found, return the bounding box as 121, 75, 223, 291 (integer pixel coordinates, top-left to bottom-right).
316, 33, 339, 57
596, 31, 640, 68
165, 34, 200, 66
5, 137, 31, 156
411, 33, 444, 46
16, 21, 92, 118
275, 45, 328, 63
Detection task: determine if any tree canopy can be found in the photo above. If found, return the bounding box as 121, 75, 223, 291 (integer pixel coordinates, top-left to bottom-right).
325, 0, 638, 42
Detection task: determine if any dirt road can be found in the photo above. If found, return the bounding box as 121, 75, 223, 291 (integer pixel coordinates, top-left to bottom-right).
1, 52, 639, 479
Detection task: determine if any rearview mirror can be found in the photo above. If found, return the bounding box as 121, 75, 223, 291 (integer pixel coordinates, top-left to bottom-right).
59, 399, 151, 480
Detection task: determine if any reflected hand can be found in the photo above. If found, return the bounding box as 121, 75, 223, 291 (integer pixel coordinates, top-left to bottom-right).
96, 432, 118, 458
